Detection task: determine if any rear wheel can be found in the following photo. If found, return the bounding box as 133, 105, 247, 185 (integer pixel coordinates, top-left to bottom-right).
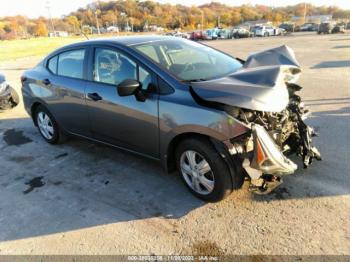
35, 105, 66, 144
175, 138, 233, 202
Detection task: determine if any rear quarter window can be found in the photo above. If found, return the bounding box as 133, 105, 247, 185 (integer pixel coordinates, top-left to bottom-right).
47, 56, 58, 74
57, 49, 86, 79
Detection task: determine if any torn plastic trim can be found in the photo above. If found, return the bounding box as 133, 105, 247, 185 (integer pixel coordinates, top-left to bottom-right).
250, 124, 297, 176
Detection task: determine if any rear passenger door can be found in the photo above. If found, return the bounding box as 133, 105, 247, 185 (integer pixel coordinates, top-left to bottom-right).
45, 48, 91, 136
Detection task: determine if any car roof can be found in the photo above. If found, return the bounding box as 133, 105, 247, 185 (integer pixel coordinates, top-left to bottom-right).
60, 35, 177, 50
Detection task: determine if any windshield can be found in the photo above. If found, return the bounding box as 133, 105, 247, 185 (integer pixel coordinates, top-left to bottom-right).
132, 39, 242, 81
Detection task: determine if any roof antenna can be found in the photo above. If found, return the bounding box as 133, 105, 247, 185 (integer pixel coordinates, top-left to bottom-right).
82, 31, 90, 40
80, 26, 89, 40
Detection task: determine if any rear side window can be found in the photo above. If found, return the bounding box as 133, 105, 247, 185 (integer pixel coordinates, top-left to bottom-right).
57, 49, 85, 79
47, 56, 58, 73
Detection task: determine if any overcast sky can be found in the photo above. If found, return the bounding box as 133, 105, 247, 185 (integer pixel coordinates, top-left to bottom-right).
1, 0, 350, 18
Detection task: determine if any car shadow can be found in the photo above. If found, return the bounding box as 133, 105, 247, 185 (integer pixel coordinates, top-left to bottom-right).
0, 116, 207, 241
332, 45, 350, 49
330, 37, 350, 41
303, 97, 350, 106
0, 103, 349, 240
310, 60, 350, 69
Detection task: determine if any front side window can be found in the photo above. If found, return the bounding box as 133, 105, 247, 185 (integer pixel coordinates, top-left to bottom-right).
94, 48, 153, 91
57, 49, 85, 79
94, 48, 137, 85
132, 39, 242, 82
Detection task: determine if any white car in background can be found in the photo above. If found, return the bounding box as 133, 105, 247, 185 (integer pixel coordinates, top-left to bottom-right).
254, 26, 276, 37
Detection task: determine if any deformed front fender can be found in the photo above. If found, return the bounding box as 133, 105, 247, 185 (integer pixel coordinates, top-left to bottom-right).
159, 92, 250, 171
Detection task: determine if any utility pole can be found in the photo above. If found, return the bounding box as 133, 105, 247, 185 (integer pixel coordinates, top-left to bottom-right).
303, 2, 307, 23
94, 10, 101, 34
200, 10, 204, 31
121, 12, 127, 32
45, 1, 55, 34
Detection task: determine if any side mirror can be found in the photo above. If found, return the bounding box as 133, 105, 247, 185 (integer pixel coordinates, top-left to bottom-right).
117, 79, 141, 97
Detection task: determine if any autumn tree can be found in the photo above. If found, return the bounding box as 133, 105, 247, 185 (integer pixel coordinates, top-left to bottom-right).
1, 0, 350, 40
34, 22, 48, 36
66, 15, 80, 33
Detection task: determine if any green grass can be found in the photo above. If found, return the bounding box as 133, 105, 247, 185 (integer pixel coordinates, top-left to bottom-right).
0, 37, 85, 62
0, 32, 155, 62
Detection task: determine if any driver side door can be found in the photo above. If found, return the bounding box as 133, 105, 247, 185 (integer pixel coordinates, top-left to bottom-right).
84, 46, 159, 158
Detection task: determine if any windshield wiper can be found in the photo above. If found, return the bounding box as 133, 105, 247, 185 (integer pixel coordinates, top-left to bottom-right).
182, 78, 207, 83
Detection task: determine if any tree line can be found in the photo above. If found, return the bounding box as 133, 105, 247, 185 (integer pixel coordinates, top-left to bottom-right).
1, 0, 350, 40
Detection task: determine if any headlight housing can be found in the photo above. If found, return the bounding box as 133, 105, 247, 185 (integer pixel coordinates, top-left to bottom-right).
250, 124, 297, 175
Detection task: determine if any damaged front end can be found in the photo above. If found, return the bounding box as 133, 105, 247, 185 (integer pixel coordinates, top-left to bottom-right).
191, 45, 321, 194
0, 74, 19, 111
226, 84, 321, 194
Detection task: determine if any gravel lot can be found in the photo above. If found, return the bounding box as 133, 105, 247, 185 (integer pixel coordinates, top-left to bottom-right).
0, 32, 349, 255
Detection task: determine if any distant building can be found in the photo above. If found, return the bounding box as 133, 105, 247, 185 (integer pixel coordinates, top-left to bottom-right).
291, 15, 332, 23
238, 20, 272, 29
107, 26, 119, 33
143, 24, 164, 32
48, 31, 69, 37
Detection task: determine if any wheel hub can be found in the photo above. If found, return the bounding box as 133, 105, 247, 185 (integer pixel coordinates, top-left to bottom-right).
180, 150, 215, 195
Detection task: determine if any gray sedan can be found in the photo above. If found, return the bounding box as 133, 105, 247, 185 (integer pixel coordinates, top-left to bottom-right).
21, 36, 321, 202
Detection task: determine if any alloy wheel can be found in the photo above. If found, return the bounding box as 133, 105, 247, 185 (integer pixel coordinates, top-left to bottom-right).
37, 111, 54, 140
180, 150, 215, 195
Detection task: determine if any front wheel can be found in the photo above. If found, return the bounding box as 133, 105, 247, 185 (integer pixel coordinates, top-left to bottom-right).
175, 138, 235, 202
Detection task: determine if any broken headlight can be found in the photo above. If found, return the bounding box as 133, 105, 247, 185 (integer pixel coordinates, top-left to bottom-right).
250, 124, 297, 175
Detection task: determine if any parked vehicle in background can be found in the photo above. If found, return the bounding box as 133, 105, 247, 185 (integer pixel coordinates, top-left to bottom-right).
173, 32, 189, 38
232, 27, 251, 38
254, 26, 275, 37
332, 24, 346, 33
275, 27, 286, 35
189, 30, 205, 40
250, 25, 260, 36
279, 23, 295, 33
318, 21, 336, 34
205, 29, 219, 40
0, 73, 19, 110
300, 23, 319, 31
218, 29, 233, 39
21, 36, 321, 201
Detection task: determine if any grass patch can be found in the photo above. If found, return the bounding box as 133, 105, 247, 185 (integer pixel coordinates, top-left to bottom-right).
0, 37, 84, 62
0, 32, 155, 62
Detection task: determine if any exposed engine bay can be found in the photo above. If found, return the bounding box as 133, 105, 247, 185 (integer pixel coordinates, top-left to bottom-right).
190, 45, 322, 194
224, 82, 322, 194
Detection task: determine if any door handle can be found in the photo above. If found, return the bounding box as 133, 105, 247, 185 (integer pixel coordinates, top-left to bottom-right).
87, 92, 102, 101
42, 78, 51, 85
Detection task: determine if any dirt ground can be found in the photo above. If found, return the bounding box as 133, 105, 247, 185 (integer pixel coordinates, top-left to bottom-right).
0, 32, 349, 255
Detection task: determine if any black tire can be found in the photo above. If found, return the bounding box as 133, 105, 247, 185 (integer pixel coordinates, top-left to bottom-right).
175, 138, 234, 202
35, 105, 66, 144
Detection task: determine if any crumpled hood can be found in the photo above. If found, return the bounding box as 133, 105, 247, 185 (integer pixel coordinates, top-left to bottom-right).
191, 45, 301, 112
243, 45, 300, 69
